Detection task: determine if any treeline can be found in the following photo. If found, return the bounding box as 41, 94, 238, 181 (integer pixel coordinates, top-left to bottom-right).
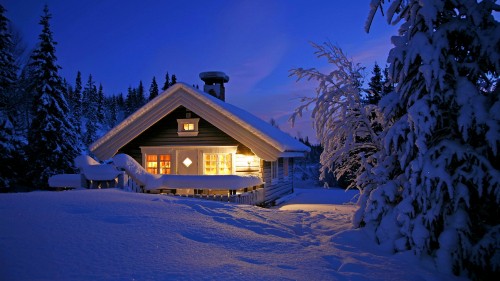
66, 71, 178, 146
0, 5, 179, 190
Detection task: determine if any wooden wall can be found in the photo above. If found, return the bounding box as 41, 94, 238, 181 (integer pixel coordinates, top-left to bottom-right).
262, 158, 294, 205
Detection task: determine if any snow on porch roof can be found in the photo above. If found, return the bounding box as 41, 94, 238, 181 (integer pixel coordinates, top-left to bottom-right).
90, 83, 309, 161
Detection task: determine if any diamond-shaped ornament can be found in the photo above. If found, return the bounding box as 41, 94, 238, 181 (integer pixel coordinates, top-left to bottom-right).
183, 157, 192, 167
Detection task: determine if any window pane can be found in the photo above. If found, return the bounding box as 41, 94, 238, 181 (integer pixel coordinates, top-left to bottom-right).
218, 154, 232, 175
204, 154, 217, 175
159, 154, 171, 174
183, 123, 194, 131
204, 153, 231, 175
146, 155, 158, 174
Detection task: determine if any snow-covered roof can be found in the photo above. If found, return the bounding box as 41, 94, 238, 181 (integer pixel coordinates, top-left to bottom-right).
90, 83, 309, 161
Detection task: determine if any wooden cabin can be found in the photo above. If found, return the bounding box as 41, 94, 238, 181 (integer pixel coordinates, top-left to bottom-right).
89, 72, 309, 205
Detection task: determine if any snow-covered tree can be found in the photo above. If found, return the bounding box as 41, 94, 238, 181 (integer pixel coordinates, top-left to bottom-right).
0, 5, 24, 189
27, 6, 79, 188
359, 1, 500, 278
0, 4, 18, 113
290, 42, 384, 190
15, 52, 38, 134
70, 71, 83, 137
0, 112, 24, 189
96, 83, 105, 125
82, 74, 96, 118
82, 74, 99, 146
149, 76, 159, 101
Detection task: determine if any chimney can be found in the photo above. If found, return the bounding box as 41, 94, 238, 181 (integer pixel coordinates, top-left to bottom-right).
199, 71, 229, 101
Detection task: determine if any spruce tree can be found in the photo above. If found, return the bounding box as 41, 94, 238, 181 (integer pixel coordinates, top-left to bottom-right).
82, 74, 96, 118
96, 83, 105, 125
382, 66, 393, 95
27, 5, 79, 188
0, 4, 18, 113
82, 76, 100, 146
125, 86, 136, 116
162, 72, 170, 91
0, 5, 23, 189
106, 95, 118, 128
137, 80, 145, 107
367, 63, 382, 105
361, 1, 500, 278
171, 74, 177, 86
72, 71, 83, 137
16, 54, 37, 134
149, 76, 159, 101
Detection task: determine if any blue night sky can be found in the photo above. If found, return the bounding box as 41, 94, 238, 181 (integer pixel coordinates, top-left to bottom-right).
3, 0, 398, 143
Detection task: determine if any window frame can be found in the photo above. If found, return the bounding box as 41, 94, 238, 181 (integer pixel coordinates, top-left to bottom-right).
145, 154, 171, 175
177, 118, 200, 136
203, 153, 233, 175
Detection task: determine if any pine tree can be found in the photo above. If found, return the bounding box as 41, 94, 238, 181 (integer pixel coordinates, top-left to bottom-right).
106, 95, 118, 128
27, 5, 79, 188
82, 77, 100, 146
71, 71, 83, 114
96, 83, 105, 125
0, 4, 18, 114
149, 76, 159, 101
171, 74, 177, 86
382, 65, 393, 95
137, 80, 145, 107
361, 1, 500, 278
82, 74, 96, 118
71, 71, 83, 137
162, 72, 170, 91
367, 63, 382, 105
0, 5, 23, 189
0, 5, 25, 188
16, 53, 37, 134
125, 86, 136, 116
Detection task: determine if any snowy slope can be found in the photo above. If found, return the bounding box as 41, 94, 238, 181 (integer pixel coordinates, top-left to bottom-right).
0, 188, 466, 281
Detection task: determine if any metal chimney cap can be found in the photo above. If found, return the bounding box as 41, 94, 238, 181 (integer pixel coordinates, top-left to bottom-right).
199, 71, 229, 83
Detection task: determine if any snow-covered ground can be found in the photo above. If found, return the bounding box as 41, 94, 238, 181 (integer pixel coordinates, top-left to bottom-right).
0, 185, 467, 281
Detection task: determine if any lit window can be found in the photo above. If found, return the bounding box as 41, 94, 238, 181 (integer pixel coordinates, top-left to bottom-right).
146, 154, 171, 174
177, 118, 200, 136
204, 153, 232, 175
183, 123, 195, 131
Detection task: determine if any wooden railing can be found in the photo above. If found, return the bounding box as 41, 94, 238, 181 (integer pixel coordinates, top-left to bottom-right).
118, 171, 144, 193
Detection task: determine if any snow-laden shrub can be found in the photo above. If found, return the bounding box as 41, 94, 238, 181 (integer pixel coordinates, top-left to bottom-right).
290, 42, 384, 191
